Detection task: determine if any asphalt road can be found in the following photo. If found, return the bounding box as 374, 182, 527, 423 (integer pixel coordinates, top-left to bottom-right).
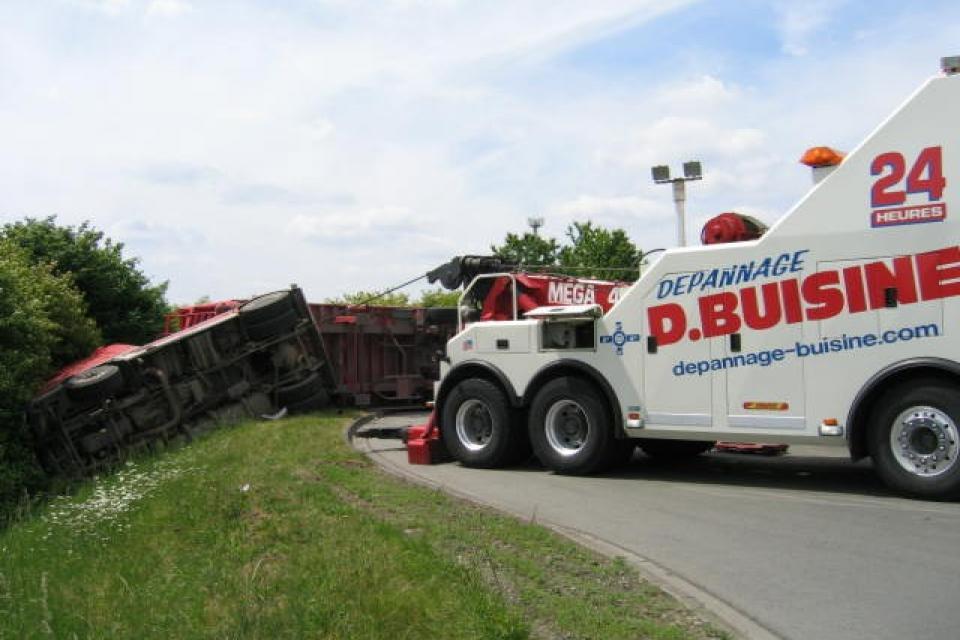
353, 412, 960, 640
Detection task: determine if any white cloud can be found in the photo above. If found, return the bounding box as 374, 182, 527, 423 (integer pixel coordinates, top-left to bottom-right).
775, 0, 841, 56
554, 195, 665, 226
286, 206, 422, 242
146, 0, 192, 18
1, 1, 956, 303
652, 75, 742, 111
69, 0, 131, 16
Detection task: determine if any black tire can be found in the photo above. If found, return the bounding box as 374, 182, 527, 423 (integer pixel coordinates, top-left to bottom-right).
527, 376, 619, 474
239, 291, 295, 325
277, 372, 325, 406
64, 365, 124, 403
287, 389, 330, 414
80, 430, 116, 455
637, 439, 715, 460
441, 378, 522, 468
245, 309, 300, 341
868, 378, 960, 500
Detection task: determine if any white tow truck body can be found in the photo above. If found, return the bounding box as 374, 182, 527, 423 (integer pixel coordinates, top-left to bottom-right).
436, 58, 960, 499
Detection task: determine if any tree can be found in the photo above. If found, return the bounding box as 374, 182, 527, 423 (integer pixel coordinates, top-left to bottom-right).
326, 290, 412, 307
491, 221, 641, 282
558, 221, 640, 282
417, 288, 461, 307
490, 232, 559, 267
0, 240, 100, 518
1, 217, 169, 345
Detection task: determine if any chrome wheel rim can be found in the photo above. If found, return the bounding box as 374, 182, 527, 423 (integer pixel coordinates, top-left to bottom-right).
455, 399, 493, 452
544, 400, 590, 457
890, 405, 959, 478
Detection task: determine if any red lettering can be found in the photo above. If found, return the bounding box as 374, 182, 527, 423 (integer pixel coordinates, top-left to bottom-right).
802, 271, 844, 321
842, 266, 868, 313
780, 278, 803, 324
741, 283, 781, 330
647, 303, 687, 346
699, 293, 741, 338
864, 256, 918, 308
871, 152, 906, 206
916, 246, 960, 300
906, 146, 946, 201
648, 244, 960, 348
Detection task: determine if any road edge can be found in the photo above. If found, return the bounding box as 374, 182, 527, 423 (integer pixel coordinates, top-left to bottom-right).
346, 414, 782, 640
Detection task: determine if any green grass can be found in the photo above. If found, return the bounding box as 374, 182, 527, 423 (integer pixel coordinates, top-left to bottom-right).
0, 413, 730, 639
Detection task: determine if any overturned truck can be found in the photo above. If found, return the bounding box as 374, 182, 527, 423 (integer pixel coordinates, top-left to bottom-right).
27, 286, 335, 476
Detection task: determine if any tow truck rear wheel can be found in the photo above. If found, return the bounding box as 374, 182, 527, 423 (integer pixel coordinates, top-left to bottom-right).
869, 378, 960, 500
528, 377, 619, 475
442, 378, 521, 468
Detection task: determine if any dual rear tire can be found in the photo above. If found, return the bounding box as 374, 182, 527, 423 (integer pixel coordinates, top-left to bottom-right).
441, 378, 528, 468
527, 377, 633, 474
442, 376, 631, 474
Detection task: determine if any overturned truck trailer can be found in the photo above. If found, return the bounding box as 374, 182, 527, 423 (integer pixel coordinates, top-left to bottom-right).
309, 304, 457, 406
27, 286, 335, 476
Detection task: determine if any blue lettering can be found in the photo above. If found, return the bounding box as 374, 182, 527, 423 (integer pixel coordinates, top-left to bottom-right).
790, 250, 808, 273
754, 257, 772, 279
772, 253, 791, 276
657, 279, 675, 299
719, 266, 736, 287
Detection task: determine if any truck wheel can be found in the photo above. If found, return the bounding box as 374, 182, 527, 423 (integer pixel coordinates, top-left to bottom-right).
64, 365, 124, 403
868, 379, 960, 499
80, 430, 117, 455
442, 378, 519, 468
528, 377, 618, 474
239, 291, 294, 325
244, 309, 299, 341
637, 439, 715, 460
277, 371, 325, 406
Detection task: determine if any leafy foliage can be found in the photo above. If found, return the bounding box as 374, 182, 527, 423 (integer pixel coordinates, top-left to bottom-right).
417, 288, 461, 307
327, 288, 461, 308
490, 232, 559, 267
0, 240, 100, 519
327, 290, 413, 307
491, 221, 640, 281
557, 221, 640, 282
1, 217, 169, 344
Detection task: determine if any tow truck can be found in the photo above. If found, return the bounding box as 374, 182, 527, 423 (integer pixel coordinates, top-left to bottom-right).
425, 56, 960, 500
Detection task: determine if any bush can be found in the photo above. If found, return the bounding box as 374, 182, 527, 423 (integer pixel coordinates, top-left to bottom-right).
2, 216, 168, 344
0, 240, 100, 521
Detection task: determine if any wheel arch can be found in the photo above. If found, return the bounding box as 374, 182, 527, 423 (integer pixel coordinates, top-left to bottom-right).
436, 361, 521, 420
522, 360, 625, 438
847, 357, 960, 460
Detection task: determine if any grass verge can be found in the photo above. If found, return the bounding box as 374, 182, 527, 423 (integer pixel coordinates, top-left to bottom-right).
0, 412, 730, 639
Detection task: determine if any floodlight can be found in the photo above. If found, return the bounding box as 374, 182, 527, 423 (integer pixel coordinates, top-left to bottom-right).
651, 165, 671, 183
943, 55, 960, 75
683, 161, 702, 180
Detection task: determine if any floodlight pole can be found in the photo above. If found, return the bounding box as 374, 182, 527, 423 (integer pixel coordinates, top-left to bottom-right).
651, 161, 703, 247
672, 180, 687, 248
527, 216, 545, 236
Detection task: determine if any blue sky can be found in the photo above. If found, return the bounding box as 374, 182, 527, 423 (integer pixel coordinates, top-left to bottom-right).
1, 0, 957, 303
